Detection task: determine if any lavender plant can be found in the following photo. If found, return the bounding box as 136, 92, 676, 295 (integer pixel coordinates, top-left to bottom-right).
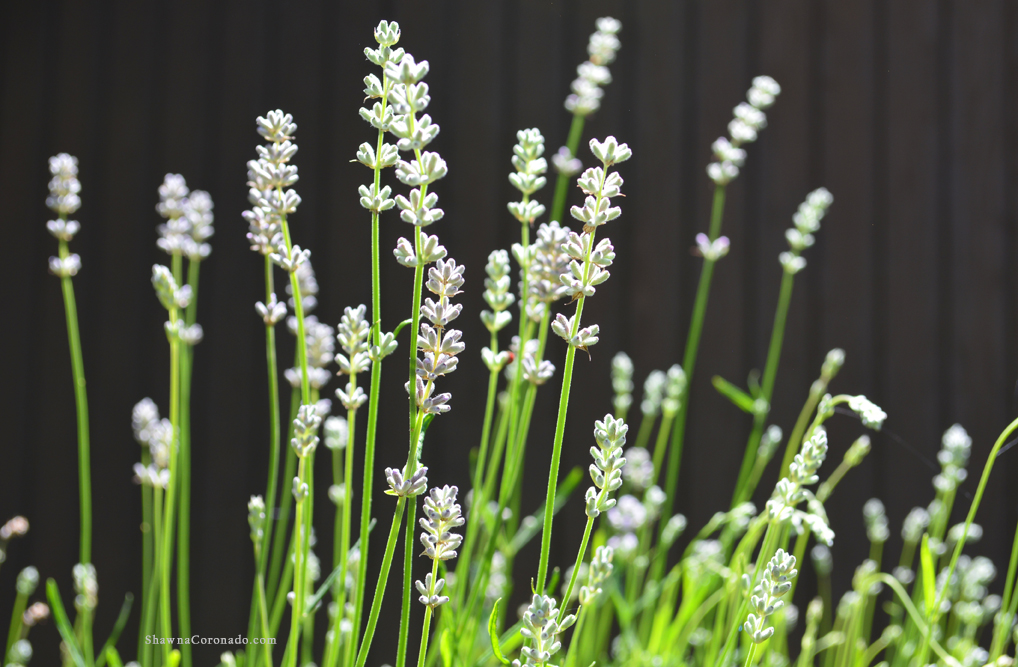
25, 15, 1018, 667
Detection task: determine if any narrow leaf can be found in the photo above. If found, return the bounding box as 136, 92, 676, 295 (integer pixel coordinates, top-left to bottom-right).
105, 647, 124, 667
920, 533, 935, 614
45, 580, 87, 667
488, 598, 511, 665
440, 628, 453, 667
712, 376, 756, 413
94, 592, 135, 667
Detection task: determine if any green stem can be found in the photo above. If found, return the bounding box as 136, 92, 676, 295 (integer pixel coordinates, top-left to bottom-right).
138, 451, 153, 659
416, 561, 440, 667
778, 384, 827, 481
257, 570, 274, 667
6, 590, 28, 658
558, 516, 595, 623
261, 257, 283, 584
178, 257, 199, 667
268, 390, 300, 607
927, 417, 1018, 632
57, 238, 92, 566
160, 301, 181, 665
990, 521, 1018, 658
354, 498, 407, 667
141, 484, 162, 667
659, 185, 727, 531
733, 266, 796, 507
549, 114, 586, 224
350, 77, 390, 667
536, 162, 609, 594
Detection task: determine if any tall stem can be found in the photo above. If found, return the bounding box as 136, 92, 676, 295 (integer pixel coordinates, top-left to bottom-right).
178, 257, 199, 667
549, 114, 586, 224
732, 267, 796, 506
57, 238, 92, 566
261, 257, 283, 584
415, 560, 440, 667
657, 185, 727, 541
160, 300, 181, 665
354, 498, 407, 667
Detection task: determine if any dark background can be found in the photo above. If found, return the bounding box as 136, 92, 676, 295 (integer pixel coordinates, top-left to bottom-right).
2, 0, 1018, 665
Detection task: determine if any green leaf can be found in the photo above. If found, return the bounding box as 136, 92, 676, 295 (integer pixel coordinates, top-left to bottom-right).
45, 580, 87, 667
920, 533, 935, 614
488, 598, 511, 665
712, 376, 756, 414
440, 628, 453, 667
94, 592, 135, 667
168, 649, 182, 667
393, 318, 414, 338
105, 646, 124, 667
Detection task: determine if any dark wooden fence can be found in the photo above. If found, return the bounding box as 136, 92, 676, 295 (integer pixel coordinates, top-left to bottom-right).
2, 1, 1017, 664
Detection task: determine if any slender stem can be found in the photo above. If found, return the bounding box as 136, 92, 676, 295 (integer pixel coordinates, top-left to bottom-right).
160, 301, 181, 665
354, 498, 407, 667
178, 257, 199, 667
141, 484, 163, 667
256, 569, 274, 667
990, 522, 1018, 658
138, 455, 153, 658
928, 417, 1018, 628
558, 516, 595, 623
535, 163, 609, 594
549, 114, 586, 224
416, 560, 440, 667
778, 384, 827, 481
350, 74, 391, 667
733, 267, 796, 506
268, 390, 300, 606
5, 590, 28, 658
744, 643, 758, 667
659, 185, 727, 535
261, 257, 283, 583
57, 238, 92, 567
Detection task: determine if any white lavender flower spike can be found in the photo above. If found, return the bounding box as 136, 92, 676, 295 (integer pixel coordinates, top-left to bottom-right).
47, 219, 80, 242
47, 153, 82, 215
565, 18, 622, 116
419, 485, 464, 561
481, 249, 515, 334
517, 594, 576, 665
323, 416, 349, 451
49, 254, 82, 278
586, 414, 628, 518
579, 545, 614, 605
847, 395, 887, 430
255, 294, 287, 326
291, 404, 322, 458
708, 76, 782, 184
415, 572, 448, 608
743, 549, 798, 643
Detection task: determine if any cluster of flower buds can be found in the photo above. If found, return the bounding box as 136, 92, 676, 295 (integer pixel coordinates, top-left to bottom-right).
611, 352, 634, 417
501, 336, 555, 386
47, 153, 82, 217
743, 549, 798, 643
243, 110, 304, 271
779, 186, 833, 274
480, 250, 514, 372
7, 638, 32, 666
934, 424, 971, 494
332, 305, 372, 411
507, 128, 548, 225
863, 498, 890, 544
524, 221, 573, 321
384, 45, 448, 239
768, 426, 829, 523
552, 137, 631, 350
513, 594, 576, 667
622, 446, 653, 491
285, 316, 334, 392
416, 486, 463, 608
248, 495, 266, 548
660, 364, 687, 418
287, 260, 319, 317
606, 494, 646, 534
46, 153, 85, 278
131, 398, 173, 489
756, 425, 784, 464
694, 232, 730, 262
585, 415, 628, 518
640, 370, 667, 417
155, 174, 215, 261
73, 563, 98, 612
16, 566, 39, 598
846, 394, 887, 430
0, 517, 28, 565
579, 545, 614, 605
357, 21, 403, 215
384, 464, 428, 498
563, 17, 622, 118
23, 601, 49, 629
291, 404, 321, 462
708, 76, 781, 185
409, 258, 466, 415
